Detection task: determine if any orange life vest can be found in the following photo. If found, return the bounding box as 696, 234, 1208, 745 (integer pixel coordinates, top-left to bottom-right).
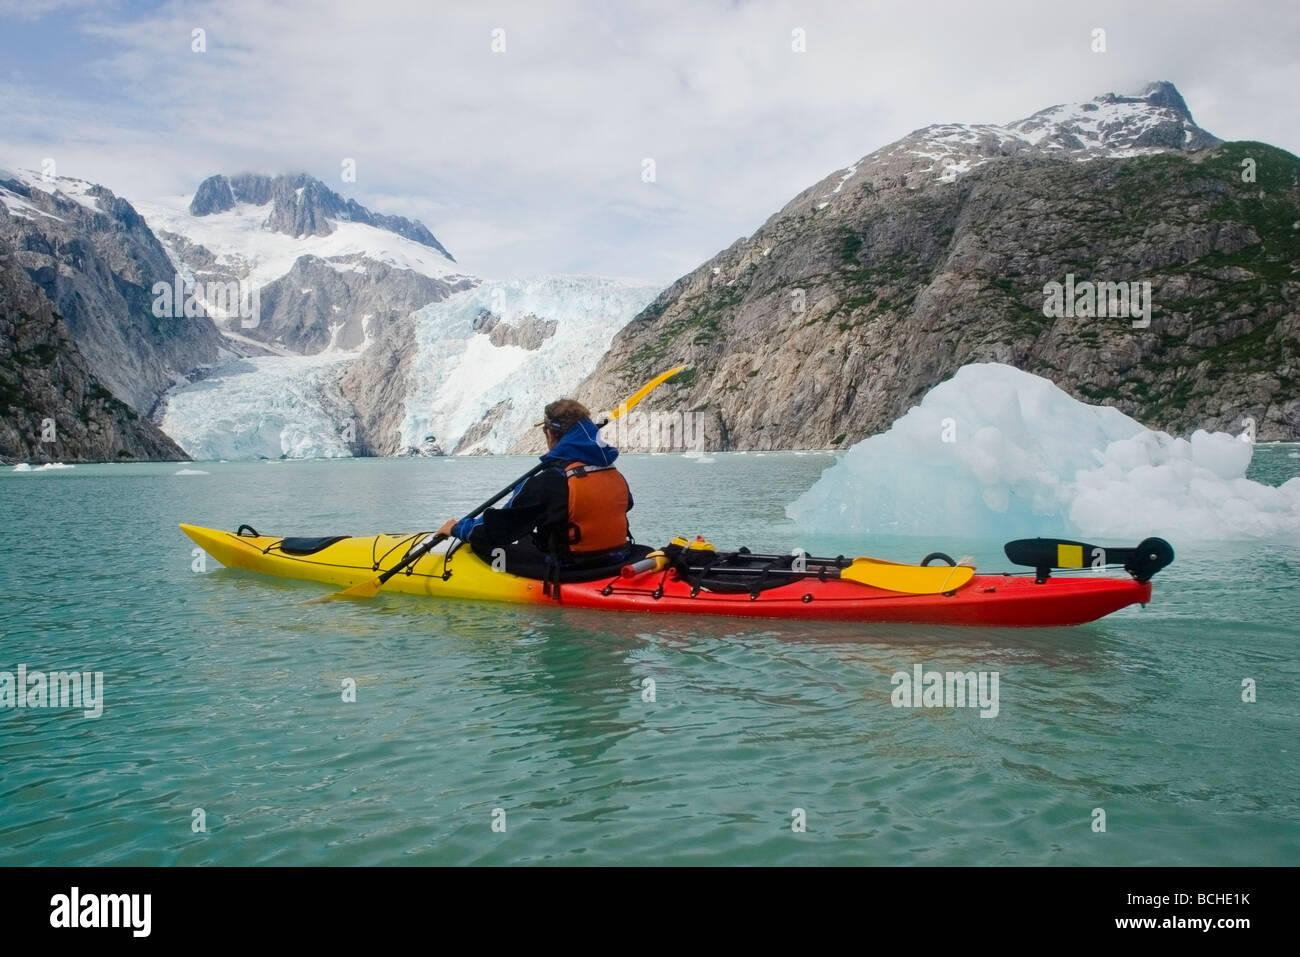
562, 461, 630, 555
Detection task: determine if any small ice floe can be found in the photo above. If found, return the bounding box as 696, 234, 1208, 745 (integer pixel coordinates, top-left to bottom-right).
173, 468, 210, 475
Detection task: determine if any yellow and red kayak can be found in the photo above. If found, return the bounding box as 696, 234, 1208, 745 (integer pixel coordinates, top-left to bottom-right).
181, 524, 1171, 627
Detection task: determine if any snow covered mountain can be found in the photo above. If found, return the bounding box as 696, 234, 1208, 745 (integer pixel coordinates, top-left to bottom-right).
808, 80, 1220, 199
134, 172, 666, 459
135, 173, 475, 355
188, 173, 454, 258
135, 171, 665, 459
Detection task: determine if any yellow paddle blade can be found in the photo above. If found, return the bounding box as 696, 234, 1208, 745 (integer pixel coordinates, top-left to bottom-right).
607, 365, 684, 421
840, 559, 975, 594
309, 576, 382, 603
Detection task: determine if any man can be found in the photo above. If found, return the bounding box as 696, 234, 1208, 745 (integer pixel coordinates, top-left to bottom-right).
436, 399, 635, 574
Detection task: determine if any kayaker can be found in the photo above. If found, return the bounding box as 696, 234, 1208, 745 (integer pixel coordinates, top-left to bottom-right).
435, 399, 636, 575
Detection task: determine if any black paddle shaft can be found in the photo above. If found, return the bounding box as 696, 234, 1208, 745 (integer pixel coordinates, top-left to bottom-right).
1003, 536, 1174, 583
378, 461, 550, 586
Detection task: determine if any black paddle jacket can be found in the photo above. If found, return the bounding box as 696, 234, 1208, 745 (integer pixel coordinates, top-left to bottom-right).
458, 419, 634, 564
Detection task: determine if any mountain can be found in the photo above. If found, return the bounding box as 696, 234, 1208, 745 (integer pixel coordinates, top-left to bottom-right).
0, 243, 188, 464
135, 172, 474, 356
577, 82, 1299, 446
132, 172, 666, 459
0, 170, 225, 414
188, 173, 454, 258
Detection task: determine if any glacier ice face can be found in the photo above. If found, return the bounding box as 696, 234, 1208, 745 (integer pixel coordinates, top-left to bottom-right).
157, 276, 661, 459
786, 363, 1300, 541
160, 354, 357, 460
398, 276, 661, 454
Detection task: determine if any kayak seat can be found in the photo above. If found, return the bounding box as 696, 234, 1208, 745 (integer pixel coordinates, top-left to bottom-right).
279, 535, 351, 556
470, 541, 654, 582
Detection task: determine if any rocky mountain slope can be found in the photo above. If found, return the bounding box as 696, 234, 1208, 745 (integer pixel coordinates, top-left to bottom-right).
0, 170, 225, 414
0, 243, 188, 464
253, 254, 474, 354
578, 82, 1300, 446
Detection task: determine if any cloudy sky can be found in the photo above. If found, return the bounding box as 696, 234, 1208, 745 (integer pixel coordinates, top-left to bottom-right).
1, 0, 1297, 280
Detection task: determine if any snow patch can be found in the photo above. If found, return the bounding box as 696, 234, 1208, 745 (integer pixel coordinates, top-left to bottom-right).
831, 163, 859, 194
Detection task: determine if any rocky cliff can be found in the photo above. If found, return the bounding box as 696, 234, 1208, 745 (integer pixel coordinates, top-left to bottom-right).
253, 254, 474, 353
0, 171, 225, 414
0, 244, 188, 463
578, 82, 1299, 446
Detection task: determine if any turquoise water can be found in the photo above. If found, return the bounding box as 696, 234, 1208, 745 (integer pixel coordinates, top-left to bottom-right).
1, 449, 1297, 865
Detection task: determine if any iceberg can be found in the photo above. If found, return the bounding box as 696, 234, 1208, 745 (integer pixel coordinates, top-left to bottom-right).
787, 363, 1300, 541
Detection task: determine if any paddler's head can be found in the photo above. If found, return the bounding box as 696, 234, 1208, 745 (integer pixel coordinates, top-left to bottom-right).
539, 398, 589, 450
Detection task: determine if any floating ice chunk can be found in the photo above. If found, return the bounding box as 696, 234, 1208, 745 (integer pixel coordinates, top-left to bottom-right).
787, 363, 1300, 541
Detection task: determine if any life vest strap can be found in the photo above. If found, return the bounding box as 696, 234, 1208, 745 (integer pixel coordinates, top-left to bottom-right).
563, 463, 615, 478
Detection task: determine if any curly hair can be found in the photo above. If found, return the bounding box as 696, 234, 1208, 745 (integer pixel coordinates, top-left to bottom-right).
543, 398, 590, 436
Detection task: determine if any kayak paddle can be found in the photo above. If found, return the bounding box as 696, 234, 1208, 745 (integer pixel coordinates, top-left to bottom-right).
1004, 536, 1174, 583
317, 365, 686, 602
839, 558, 975, 594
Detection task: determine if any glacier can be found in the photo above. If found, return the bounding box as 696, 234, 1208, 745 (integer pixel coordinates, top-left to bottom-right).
787, 363, 1300, 541
397, 276, 661, 454
160, 354, 357, 459
158, 276, 661, 459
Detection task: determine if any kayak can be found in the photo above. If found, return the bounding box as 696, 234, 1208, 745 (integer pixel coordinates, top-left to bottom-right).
180, 524, 1170, 627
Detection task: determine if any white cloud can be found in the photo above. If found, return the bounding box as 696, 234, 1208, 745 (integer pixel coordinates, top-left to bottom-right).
1, 0, 1297, 279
